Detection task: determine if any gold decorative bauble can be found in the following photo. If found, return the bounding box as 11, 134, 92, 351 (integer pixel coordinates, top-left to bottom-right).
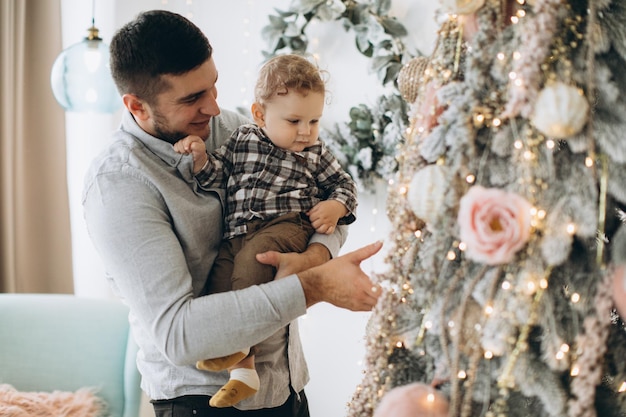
397, 56, 430, 104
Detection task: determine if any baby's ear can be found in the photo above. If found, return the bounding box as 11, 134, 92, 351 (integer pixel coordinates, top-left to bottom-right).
250, 102, 266, 127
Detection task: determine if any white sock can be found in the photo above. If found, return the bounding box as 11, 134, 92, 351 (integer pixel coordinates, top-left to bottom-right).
229, 368, 260, 390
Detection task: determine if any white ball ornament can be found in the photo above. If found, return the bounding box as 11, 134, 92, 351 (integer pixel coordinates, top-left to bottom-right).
407, 164, 448, 225
373, 383, 449, 417
531, 81, 590, 139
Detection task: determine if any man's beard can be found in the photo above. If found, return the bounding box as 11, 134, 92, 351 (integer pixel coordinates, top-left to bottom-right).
151, 109, 188, 145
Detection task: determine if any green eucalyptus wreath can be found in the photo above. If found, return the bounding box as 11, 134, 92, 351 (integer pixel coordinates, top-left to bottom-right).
261, 0, 416, 191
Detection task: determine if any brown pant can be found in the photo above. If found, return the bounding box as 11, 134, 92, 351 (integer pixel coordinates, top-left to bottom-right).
204, 212, 315, 295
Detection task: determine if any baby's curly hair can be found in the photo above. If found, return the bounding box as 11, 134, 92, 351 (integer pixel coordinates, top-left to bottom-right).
254, 54, 328, 105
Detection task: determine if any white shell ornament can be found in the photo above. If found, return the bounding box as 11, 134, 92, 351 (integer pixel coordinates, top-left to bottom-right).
407, 164, 448, 225
439, 0, 486, 15
531, 82, 589, 139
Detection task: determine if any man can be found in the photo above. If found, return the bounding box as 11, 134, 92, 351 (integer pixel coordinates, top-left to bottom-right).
82, 9, 381, 417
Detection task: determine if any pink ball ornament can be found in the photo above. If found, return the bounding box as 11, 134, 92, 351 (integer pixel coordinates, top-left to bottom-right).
373, 383, 449, 417
612, 265, 626, 320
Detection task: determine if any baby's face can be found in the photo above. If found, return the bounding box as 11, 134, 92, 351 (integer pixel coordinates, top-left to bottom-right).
257, 91, 324, 152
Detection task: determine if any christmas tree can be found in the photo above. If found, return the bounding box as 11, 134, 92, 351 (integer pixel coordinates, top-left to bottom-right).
348, 0, 626, 416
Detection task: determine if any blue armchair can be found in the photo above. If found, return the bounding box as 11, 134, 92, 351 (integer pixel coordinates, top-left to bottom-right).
0, 293, 142, 417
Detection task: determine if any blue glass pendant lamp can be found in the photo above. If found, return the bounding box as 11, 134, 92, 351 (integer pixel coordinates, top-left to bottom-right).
50, 11, 120, 113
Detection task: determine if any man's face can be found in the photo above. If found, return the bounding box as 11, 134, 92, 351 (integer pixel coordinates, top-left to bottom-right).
143, 58, 220, 144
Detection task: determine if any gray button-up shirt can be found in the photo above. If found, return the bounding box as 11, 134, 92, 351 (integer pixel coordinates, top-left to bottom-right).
82, 109, 346, 410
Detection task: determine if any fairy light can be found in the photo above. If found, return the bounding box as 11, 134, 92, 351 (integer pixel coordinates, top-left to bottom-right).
502, 281, 511, 290
566, 223, 576, 235
546, 139, 555, 149
238, 0, 256, 108
511, 16, 519, 24
619, 382, 626, 392
514, 140, 523, 149
497, 52, 505, 61
492, 118, 502, 127
185, 0, 194, 20
447, 251, 456, 261
484, 304, 494, 315
571, 365, 580, 376
426, 393, 436, 402
585, 156, 594, 167
466, 174, 476, 184
424, 320, 433, 330
415, 230, 423, 238
571, 293, 581, 303
399, 185, 408, 195
539, 278, 548, 289
513, 51, 521, 60
508, 71, 517, 80
458, 242, 467, 251
457, 370, 467, 379
556, 351, 565, 360
484, 350, 494, 359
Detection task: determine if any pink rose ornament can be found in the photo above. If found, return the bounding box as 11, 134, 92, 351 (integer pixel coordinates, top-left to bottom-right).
458, 186, 533, 265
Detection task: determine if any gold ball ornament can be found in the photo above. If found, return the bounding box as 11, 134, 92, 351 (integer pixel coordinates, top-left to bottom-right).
439, 0, 486, 15
373, 382, 449, 417
398, 56, 429, 104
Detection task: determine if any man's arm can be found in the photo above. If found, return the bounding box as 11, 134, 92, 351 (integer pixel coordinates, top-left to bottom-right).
258, 241, 383, 310
84, 171, 307, 366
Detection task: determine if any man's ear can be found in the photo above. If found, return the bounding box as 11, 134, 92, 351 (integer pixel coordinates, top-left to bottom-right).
123, 94, 150, 121
251, 102, 266, 127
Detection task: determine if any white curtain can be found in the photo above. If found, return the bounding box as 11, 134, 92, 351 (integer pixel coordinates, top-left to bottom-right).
0, 0, 73, 293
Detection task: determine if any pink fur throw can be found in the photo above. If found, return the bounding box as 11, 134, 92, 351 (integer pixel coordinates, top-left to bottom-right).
0, 384, 106, 417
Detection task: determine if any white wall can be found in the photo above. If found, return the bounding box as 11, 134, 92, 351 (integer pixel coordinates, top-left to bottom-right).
60, 1, 438, 416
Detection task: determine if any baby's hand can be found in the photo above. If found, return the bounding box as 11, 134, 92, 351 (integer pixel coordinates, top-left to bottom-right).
173, 135, 208, 174
307, 200, 348, 234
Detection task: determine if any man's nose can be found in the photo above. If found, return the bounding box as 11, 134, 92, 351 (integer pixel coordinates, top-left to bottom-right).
200, 94, 220, 116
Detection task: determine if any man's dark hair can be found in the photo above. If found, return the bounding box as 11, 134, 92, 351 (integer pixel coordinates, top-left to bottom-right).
110, 10, 212, 105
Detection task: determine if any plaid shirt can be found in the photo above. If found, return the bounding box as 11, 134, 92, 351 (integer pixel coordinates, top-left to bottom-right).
195, 124, 357, 239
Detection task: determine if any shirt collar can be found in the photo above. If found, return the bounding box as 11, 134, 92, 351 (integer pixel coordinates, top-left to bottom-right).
120, 110, 195, 181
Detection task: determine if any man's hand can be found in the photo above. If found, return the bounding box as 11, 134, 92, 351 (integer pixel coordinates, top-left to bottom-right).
281, 241, 383, 311
256, 243, 331, 279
